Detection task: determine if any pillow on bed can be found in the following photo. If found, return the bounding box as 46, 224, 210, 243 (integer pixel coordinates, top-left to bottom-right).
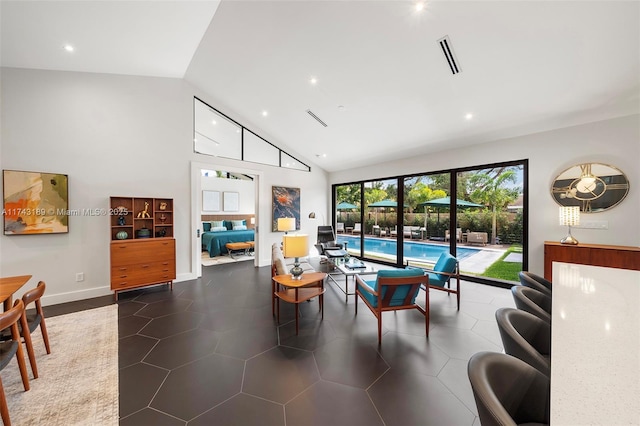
212, 226, 227, 232
211, 220, 225, 229
233, 225, 247, 230
202, 222, 212, 232
223, 220, 234, 231
231, 220, 246, 227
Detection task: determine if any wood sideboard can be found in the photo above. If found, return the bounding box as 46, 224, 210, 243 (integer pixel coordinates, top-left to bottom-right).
544, 241, 640, 280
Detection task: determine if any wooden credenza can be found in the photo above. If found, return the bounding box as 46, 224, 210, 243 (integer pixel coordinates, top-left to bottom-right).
110, 238, 176, 299
544, 241, 640, 280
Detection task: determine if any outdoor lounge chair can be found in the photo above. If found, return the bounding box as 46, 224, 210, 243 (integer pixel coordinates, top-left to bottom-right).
355, 268, 429, 344
336, 222, 345, 233
445, 228, 462, 242
352, 223, 361, 234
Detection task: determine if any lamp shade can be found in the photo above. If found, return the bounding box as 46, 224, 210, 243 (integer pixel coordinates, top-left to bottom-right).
283, 234, 309, 258
277, 217, 296, 232
559, 206, 580, 226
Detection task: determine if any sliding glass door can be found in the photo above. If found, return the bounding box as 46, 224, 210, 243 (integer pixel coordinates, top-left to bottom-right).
333, 160, 527, 286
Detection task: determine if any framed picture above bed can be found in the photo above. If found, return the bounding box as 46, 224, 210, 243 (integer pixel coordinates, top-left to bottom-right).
223, 191, 239, 212
203, 190, 220, 212
272, 186, 300, 231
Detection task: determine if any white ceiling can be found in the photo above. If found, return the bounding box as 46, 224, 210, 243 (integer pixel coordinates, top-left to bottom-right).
2, 1, 639, 173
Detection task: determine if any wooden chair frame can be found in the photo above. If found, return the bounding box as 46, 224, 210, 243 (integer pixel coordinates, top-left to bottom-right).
355, 274, 430, 345
1, 299, 30, 426
419, 260, 461, 310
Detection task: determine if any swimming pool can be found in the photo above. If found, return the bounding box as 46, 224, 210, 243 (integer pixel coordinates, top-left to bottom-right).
336, 235, 479, 263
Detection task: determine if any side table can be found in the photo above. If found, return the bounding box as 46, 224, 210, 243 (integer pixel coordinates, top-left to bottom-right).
272, 272, 326, 334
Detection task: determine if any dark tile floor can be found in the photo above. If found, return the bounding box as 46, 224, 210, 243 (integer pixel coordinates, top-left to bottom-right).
50, 260, 516, 425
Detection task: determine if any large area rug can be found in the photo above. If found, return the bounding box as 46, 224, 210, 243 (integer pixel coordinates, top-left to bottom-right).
3, 304, 118, 425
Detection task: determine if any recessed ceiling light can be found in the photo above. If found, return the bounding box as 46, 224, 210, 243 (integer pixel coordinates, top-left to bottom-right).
415, 2, 425, 12
63, 44, 74, 52
337, 105, 346, 112
236, 129, 240, 133
310, 77, 318, 85
262, 111, 268, 117
211, 120, 217, 125
315, 153, 327, 158
465, 113, 474, 120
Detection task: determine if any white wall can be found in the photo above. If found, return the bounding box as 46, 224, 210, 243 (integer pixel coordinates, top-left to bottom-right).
201, 175, 255, 215
330, 114, 640, 275
0, 67, 328, 304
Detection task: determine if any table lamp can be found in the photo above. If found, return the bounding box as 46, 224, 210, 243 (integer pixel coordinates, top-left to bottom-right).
559, 206, 580, 245
283, 234, 309, 279
277, 217, 296, 234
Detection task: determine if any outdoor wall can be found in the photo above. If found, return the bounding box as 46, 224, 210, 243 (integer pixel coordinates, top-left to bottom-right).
0, 67, 328, 305
330, 114, 640, 276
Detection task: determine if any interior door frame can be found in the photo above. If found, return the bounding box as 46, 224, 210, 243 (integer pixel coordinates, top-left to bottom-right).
190, 160, 263, 278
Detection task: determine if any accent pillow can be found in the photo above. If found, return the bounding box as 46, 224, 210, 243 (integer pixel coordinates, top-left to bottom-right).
212, 226, 227, 232
202, 222, 212, 232
233, 225, 247, 230
211, 220, 225, 229
223, 220, 234, 231
231, 220, 246, 227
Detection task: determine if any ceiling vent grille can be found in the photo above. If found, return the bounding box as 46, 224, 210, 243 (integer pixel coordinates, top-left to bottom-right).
438, 36, 461, 75
306, 109, 328, 127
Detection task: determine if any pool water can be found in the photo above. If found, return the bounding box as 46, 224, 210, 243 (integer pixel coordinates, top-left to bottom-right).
337, 235, 478, 263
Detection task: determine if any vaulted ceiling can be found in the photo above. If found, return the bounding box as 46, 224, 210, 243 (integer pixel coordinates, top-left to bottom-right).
2, 1, 638, 172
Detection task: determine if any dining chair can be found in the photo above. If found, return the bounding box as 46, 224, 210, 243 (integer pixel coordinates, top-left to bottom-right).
468, 351, 550, 426
1, 299, 31, 426
519, 271, 552, 296
495, 307, 551, 377
21, 281, 51, 355
355, 268, 429, 345
511, 285, 551, 324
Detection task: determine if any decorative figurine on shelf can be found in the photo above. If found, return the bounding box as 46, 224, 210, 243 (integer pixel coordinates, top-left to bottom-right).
137, 202, 151, 218
115, 231, 128, 240
118, 215, 126, 226
159, 213, 167, 223
156, 228, 167, 238
159, 202, 167, 211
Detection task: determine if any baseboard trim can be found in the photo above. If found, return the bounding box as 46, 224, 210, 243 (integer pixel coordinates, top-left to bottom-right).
42, 286, 113, 306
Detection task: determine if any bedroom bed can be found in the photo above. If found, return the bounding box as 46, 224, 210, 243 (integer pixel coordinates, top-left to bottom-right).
202, 219, 255, 257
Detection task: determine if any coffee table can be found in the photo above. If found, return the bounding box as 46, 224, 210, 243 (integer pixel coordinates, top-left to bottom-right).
327, 262, 377, 302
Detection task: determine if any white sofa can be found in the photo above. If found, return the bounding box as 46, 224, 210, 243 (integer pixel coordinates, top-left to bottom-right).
271, 243, 315, 276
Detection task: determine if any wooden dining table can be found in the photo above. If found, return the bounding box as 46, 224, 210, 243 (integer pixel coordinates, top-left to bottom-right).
1, 274, 33, 311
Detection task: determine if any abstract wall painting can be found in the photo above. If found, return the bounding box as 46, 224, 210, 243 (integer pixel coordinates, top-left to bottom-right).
272, 186, 300, 231
3, 170, 69, 235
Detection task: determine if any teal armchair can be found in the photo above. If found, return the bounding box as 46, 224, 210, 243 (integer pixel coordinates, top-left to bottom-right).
421, 252, 460, 310
355, 268, 429, 345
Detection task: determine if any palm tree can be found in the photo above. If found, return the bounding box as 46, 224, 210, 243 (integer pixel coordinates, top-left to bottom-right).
468, 169, 520, 244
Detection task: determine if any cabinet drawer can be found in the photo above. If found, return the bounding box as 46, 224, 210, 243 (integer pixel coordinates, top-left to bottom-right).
110, 261, 175, 289
111, 239, 175, 266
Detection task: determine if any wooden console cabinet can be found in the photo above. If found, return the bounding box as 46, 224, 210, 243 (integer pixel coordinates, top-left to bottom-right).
544, 241, 640, 280
110, 197, 176, 299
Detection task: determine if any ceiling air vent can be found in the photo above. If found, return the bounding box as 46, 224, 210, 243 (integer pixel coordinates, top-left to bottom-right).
438, 35, 461, 75
306, 109, 328, 127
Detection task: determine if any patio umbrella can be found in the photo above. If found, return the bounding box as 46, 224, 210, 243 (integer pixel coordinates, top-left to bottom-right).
368, 199, 408, 225
336, 201, 358, 221
419, 197, 483, 233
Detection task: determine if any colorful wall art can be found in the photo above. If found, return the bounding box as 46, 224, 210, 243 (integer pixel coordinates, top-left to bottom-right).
3, 170, 69, 235
272, 186, 300, 231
